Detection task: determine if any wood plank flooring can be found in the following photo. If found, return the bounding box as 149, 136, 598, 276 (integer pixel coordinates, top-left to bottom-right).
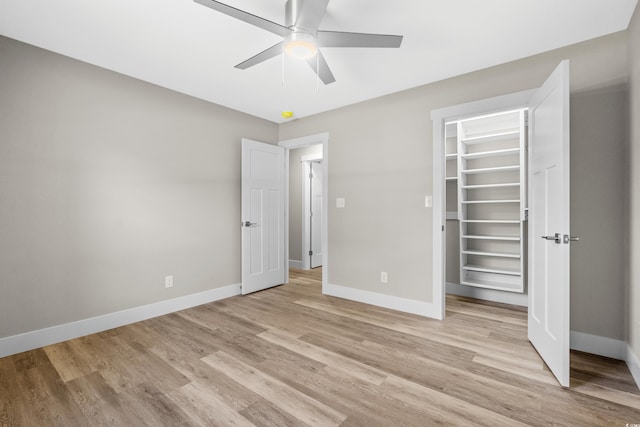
1, 268, 639, 426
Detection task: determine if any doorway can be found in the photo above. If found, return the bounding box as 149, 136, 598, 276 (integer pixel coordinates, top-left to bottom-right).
287, 146, 323, 270
431, 61, 572, 387
279, 133, 329, 292
431, 90, 534, 319
303, 154, 323, 269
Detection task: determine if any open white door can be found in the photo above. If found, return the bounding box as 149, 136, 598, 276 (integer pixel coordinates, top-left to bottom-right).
310, 161, 323, 268
528, 61, 571, 387
241, 139, 286, 294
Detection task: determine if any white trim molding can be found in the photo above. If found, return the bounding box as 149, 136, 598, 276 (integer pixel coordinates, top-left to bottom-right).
325, 283, 440, 319
0, 283, 241, 358
279, 132, 329, 150
627, 345, 640, 389
569, 331, 626, 360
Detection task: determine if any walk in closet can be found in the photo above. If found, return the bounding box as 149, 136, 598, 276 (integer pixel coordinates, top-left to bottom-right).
445, 109, 527, 294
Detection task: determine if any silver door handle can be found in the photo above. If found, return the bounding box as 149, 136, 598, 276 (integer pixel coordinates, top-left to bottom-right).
541, 233, 561, 244
242, 221, 258, 227
563, 235, 580, 244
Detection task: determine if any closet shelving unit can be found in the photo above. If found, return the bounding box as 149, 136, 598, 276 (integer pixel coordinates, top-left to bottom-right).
455, 109, 527, 293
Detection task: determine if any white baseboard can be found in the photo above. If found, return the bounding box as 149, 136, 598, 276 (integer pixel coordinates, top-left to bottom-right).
324, 283, 440, 319
446, 282, 528, 307
627, 345, 640, 389
569, 331, 626, 360
288, 259, 303, 269
0, 283, 241, 358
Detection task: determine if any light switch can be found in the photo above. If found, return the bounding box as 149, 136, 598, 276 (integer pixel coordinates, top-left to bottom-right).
425, 195, 432, 208
336, 198, 346, 208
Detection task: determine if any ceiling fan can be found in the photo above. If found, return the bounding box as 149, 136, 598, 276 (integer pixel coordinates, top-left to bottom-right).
194, 0, 403, 84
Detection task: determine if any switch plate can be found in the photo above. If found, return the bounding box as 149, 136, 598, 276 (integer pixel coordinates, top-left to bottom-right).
425, 195, 432, 208
165, 275, 174, 288
336, 198, 346, 208
380, 272, 388, 283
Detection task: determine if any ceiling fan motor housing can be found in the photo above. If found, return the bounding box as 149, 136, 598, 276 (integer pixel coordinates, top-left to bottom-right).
285, 0, 318, 33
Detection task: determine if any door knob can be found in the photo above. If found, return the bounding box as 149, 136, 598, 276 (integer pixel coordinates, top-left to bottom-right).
541, 233, 561, 244
242, 221, 257, 227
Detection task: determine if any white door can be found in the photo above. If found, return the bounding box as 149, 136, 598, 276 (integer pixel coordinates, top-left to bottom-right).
310, 161, 323, 268
528, 61, 571, 387
241, 139, 286, 294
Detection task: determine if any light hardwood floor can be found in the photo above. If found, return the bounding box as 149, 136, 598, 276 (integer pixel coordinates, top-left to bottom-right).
1, 268, 639, 426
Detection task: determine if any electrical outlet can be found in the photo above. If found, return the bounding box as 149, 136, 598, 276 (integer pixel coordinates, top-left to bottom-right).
380, 272, 388, 283
165, 275, 174, 288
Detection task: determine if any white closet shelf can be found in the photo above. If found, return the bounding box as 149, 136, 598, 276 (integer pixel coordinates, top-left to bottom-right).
461, 165, 520, 175
462, 235, 520, 241
461, 199, 520, 204
446, 176, 458, 181
462, 250, 520, 258
460, 278, 523, 292
445, 153, 457, 159
461, 219, 520, 224
460, 130, 520, 144
461, 148, 520, 159
462, 265, 521, 276
462, 182, 520, 189
452, 108, 526, 295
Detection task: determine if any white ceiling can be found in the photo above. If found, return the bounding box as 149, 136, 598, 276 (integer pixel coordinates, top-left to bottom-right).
1, 0, 637, 123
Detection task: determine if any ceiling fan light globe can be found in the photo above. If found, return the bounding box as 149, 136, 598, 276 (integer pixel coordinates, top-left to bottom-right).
284, 32, 318, 59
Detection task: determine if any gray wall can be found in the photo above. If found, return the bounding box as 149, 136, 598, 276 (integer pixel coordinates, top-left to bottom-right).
0, 25, 635, 347
570, 85, 629, 339
445, 220, 460, 285
629, 5, 640, 359
279, 32, 629, 340
0, 36, 278, 339
288, 145, 323, 264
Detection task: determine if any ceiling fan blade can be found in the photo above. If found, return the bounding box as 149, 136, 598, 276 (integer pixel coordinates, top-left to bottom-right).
306, 50, 336, 85
235, 42, 283, 69
287, 0, 329, 33
194, 0, 292, 37
317, 31, 403, 48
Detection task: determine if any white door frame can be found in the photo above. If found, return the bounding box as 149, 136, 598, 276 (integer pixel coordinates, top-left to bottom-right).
279, 133, 329, 293
301, 153, 323, 270
430, 90, 534, 320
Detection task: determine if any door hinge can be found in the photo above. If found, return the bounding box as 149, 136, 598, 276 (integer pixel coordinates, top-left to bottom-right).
309, 250, 313, 256
309, 173, 313, 179
442, 225, 445, 231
